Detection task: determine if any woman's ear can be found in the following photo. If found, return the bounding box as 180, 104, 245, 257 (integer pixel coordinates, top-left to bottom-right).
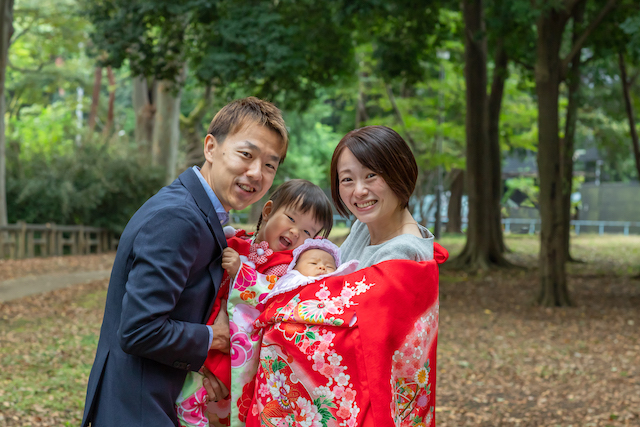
261, 200, 274, 221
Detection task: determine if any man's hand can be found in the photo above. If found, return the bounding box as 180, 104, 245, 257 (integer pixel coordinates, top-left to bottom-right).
209, 301, 230, 353
202, 367, 229, 402
221, 248, 241, 278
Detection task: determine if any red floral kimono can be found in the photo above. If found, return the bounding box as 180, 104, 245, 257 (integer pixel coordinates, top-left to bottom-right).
238, 244, 448, 427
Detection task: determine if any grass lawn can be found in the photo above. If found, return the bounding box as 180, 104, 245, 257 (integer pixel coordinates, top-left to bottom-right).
0, 233, 639, 426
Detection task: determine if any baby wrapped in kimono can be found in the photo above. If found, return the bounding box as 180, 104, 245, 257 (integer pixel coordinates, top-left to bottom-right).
178, 238, 358, 427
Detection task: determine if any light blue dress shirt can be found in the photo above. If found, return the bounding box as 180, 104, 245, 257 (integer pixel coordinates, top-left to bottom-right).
192, 166, 229, 351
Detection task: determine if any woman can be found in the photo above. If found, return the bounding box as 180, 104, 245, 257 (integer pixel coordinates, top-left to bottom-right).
236, 126, 445, 427
332, 126, 435, 267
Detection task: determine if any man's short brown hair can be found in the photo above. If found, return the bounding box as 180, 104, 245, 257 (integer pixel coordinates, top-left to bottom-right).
330, 126, 418, 217
207, 97, 288, 163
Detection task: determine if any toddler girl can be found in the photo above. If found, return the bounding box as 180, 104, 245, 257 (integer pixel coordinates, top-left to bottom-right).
176, 179, 333, 427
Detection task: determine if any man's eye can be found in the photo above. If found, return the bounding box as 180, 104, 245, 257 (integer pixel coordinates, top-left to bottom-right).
241, 151, 251, 158
287, 215, 294, 222
266, 163, 276, 170
304, 230, 311, 236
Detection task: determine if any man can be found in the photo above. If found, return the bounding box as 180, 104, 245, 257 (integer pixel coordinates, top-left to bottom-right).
81, 97, 288, 426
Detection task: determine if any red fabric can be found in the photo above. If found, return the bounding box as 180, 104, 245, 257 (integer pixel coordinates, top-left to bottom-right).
433, 242, 449, 264
203, 231, 293, 389
246, 257, 441, 426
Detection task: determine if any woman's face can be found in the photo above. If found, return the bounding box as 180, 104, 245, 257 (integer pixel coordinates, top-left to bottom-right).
336, 148, 401, 226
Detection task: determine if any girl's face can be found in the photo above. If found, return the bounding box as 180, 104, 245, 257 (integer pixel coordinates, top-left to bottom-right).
336, 148, 401, 226
256, 202, 323, 252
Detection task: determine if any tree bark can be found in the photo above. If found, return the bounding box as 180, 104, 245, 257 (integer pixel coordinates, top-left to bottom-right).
450, 0, 511, 270
152, 67, 186, 184
619, 52, 640, 182
179, 85, 213, 169
535, 7, 572, 307
561, 1, 585, 263
534, 0, 616, 306
88, 66, 102, 133
446, 168, 464, 233
132, 74, 155, 154
0, 0, 14, 227
102, 66, 116, 138
487, 40, 509, 253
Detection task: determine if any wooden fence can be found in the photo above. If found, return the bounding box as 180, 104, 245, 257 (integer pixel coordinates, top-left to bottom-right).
0, 222, 119, 260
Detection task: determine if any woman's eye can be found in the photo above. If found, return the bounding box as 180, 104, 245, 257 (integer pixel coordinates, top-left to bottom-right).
287, 215, 294, 222
340, 177, 352, 183
366, 173, 376, 179
304, 230, 311, 236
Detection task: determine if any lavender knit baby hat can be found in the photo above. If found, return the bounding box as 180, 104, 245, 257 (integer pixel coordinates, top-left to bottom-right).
287, 238, 342, 273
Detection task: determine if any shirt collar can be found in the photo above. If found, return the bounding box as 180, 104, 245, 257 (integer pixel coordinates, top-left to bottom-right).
192, 166, 229, 225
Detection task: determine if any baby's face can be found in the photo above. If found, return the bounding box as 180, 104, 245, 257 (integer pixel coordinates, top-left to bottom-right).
294, 249, 337, 277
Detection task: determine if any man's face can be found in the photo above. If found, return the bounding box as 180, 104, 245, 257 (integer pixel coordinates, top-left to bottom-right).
203, 124, 285, 212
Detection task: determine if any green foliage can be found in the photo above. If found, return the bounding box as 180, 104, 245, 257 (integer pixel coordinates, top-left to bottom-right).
276, 98, 344, 189
8, 0, 93, 116
83, 0, 355, 108
502, 176, 539, 208
6, 141, 165, 233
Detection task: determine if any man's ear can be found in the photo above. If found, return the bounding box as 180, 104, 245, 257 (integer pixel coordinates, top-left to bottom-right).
203, 134, 219, 163
261, 200, 274, 221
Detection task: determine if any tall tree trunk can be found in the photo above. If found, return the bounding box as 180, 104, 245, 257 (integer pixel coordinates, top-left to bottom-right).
180, 85, 213, 169
534, 0, 616, 306
0, 0, 14, 227
535, 8, 572, 307
619, 52, 640, 181
487, 40, 509, 253
451, 0, 510, 270
102, 66, 116, 138
446, 168, 464, 233
152, 67, 186, 184
132, 74, 155, 154
88, 67, 102, 133
561, 1, 586, 263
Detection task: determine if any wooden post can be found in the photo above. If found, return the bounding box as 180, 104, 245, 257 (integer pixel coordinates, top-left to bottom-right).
27, 228, 34, 258
48, 223, 56, 256
57, 229, 64, 256
17, 221, 26, 259
78, 225, 85, 254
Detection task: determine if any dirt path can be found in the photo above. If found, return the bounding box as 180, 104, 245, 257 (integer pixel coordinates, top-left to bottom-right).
0, 270, 112, 302
0, 253, 115, 302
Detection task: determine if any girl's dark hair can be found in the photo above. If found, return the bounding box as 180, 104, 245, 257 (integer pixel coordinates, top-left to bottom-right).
330, 125, 418, 217
256, 179, 333, 238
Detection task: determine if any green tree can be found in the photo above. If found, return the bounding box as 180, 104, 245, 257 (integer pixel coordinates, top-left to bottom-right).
0, 0, 13, 227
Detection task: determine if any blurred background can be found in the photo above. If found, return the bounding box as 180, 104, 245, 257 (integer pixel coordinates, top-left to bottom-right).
0, 0, 639, 426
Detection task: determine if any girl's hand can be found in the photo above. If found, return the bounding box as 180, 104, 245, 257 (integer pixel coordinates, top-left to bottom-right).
221, 247, 241, 278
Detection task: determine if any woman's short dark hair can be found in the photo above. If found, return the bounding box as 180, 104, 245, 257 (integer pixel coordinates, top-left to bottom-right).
256, 179, 334, 238
330, 126, 418, 217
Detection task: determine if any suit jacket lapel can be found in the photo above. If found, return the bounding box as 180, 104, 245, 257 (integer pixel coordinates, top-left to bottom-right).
178, 168, 229, 319
178, 168, 228, 251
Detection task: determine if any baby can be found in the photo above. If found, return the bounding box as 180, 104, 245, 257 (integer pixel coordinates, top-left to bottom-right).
206, 238, 358, 426
263, 237, 359, 304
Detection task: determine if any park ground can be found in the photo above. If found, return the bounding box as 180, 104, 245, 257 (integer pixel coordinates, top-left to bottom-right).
0, 232, 639, 426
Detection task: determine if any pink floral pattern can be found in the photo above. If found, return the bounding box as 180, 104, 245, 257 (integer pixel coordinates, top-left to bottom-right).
390, 301, 439, 426
251, 274, 376, 427
176, 386, 209, 427
230, 321, 254, 368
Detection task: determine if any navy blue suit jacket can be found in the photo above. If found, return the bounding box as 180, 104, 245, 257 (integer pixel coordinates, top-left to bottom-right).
82, 168, 227, 426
